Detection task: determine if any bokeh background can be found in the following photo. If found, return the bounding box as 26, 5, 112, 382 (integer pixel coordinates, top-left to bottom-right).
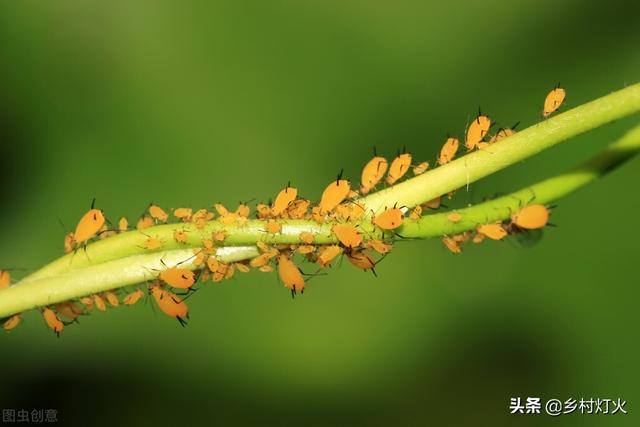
1, 1, 639, 426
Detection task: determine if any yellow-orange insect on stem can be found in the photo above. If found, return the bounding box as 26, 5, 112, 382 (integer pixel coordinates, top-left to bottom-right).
73, 199, 106, 246
3, 314, 22, 332
438, 137, 459, 165
543, 85, 566, 118
272, 184, 298, 216
477, 223, 508, 240
373, 207, 404, 230
332, 224, 362, 248
277, 255, 305, 294
512, 205, 550, 229
319, 171, 351, 213
465, 113, 491, 151
360, 156, 388, 194
386, 153, 412, 185
150, 285, 189, 326
42, 307, 64, 336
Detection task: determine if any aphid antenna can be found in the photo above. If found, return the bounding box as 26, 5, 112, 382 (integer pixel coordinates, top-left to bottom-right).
57, 218, 69, 232
511, 121, 521, 130
336, 168, 344, 184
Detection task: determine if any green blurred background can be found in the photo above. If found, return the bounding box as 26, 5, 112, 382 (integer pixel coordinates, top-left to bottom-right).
1, 1, 639, 425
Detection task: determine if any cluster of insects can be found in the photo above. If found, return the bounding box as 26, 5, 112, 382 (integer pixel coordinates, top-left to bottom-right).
1, 86, 566, 335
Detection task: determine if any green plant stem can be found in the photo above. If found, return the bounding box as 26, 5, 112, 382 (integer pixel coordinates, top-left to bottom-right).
2, 123, 638, 318
2, 86, 640, 319
0, 247, 259, 319
359, 82, 640, 213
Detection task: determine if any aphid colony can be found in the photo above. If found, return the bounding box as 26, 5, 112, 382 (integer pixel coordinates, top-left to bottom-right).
1, 86, 564, 335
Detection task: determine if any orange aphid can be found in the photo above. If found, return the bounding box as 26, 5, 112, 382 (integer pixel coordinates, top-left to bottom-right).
136, 215, 154, 230
442, 236, 462, 254
159, 267, 196, 289
174, 230, 188, 244
105, 291, 120, 307
472, 233, 486, 244
235, 203, 251, 218
512, 205, 550, 229
63, 233, 74, 254
543, 86, 566, 118
149, 205, 169, 222
277, 255, 305, 293
319, 172, 351, 213
80, 296, 94, 311
346, 251, 376, 274
212, 230, 227, 242
259, 265, 274, 273
489, 123, 519, 143
296, 245, 315, 254
0, 270, 11, 289
142, 237, 163, 250
413, 161, 429, 175
332, 224, 362, 248
453, 232, 472, 243
42, 308, 64, 335
94, 294, 107, 312
235, 262, 251, 273
360, 156, 388, 194
54, 302, 83, 321
214, 204, 237, 225
256, 241, 277, 254
193, 208, 214, 228
287, 199, 310, 219
438, 137, 459, 165
299, 232, 315, 244
373, 207, 404, 230
465, 113, 491, 151
272, 185, 298, 216
193, 250, 207, 267
73, 200, 106, 245
256, 204, 271, 219
409, 205, 422, 221
213, 204, 231, 217
365, 239, 393, 254
3, 314, 21, 332
386, 153, 412, 185
150, 285, 189, 325
249, 253, 271, 268
477, 223, 508, 240
202, 238, 216, 254
317, 245, 343, 267
311, 206, 325, 223
207, 256, 220, 273
447, 212, 462, 223
173, 207, 193, 221
123, 289, 144, 306
115, 217, 127, 233
265, 220, 282, 234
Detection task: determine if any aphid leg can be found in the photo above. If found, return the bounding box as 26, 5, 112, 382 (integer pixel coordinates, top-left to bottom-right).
176, 316, 188, 327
